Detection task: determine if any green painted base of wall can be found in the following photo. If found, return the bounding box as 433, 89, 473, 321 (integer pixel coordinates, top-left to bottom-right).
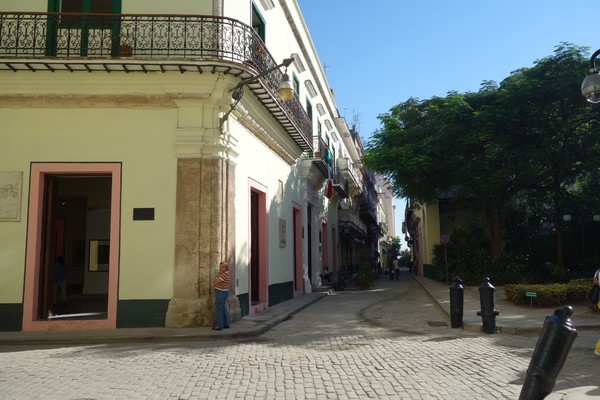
236, 281, 293, 318
0, 304, 23, 331
268, 281, 293, 307
116, 299, 169, 328
237, 293, 249, 317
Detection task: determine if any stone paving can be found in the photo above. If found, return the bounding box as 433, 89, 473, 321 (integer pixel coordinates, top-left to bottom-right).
0, 270, 598, 399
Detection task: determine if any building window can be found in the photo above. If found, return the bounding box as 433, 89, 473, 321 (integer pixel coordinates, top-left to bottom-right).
293, 74, 300, 99
59, 0, 115, 13
306, 99, 313, 121
251, 3, 266, 42
54, 0, 120, 27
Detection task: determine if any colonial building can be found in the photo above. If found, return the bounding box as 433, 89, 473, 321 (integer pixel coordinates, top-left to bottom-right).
0, 0, 380, 332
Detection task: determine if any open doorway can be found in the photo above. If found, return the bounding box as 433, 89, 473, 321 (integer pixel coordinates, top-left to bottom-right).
41, 176, 112, 319
23, 163, 120, 331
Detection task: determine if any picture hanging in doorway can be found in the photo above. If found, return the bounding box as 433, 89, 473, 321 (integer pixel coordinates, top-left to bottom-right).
89, 239, 110, 271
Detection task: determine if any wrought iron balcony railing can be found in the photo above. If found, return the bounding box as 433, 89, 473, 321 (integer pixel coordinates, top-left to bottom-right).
359, 203, 377, 225
0, 12, 312, 150
333, 167, 349, 198
311, 136, 331, 178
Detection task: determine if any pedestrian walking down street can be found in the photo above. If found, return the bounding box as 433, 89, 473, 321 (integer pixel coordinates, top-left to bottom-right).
393, 259, 400, 281
213, 261, 230, 330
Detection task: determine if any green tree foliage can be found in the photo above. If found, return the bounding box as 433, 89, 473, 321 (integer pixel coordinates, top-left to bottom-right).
363, 43, 600, 261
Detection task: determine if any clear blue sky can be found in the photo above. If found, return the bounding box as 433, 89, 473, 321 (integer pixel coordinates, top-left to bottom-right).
297, 0, 597, 243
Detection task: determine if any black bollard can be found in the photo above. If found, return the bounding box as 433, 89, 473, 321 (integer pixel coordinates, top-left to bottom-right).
449, 277, 464, 328
477, 277, 499, 334
519, 306, 578, 400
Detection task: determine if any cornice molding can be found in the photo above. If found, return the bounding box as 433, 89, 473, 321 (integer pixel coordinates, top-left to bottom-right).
0, 94, 178, 108
233, 103, 298, 165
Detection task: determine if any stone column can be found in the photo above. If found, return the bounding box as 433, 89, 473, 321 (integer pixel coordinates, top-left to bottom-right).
165, 97, 240, 328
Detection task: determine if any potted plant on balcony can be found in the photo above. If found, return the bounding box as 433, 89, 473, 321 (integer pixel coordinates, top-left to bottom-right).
118, 34, 133, 57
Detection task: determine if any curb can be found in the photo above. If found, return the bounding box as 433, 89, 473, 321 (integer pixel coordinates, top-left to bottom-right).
0, 291, 331, 346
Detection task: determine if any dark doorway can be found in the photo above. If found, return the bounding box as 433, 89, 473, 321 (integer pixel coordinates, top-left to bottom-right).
307, 205, 312, 284
38, 175, 112, 320
250, 191, 259, 305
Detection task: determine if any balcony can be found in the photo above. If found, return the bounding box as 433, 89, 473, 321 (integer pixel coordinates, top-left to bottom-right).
0, 12, 312, 151
339, 208, 367, 237
337, 157, 364, 197
359, 203, 377, 225
332, 167, 349, 198
311, 136, 331, 178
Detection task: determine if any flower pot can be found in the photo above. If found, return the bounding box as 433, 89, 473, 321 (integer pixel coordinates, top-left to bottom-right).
119, 44, 133, 57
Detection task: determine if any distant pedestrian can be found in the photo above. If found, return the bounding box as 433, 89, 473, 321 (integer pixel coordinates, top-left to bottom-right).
393, 259, 400, 281
594, 267, 600, 356
53, 256, 68, 312
213, 260, 230, 330
388, 260, 393, 280
589, 268, 600, 313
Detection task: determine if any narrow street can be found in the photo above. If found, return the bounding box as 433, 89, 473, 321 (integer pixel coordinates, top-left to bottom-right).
1, 270, 598, 399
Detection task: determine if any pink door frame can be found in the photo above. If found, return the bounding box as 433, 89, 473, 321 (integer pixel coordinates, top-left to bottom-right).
22, 163, 121, 331
248, 180, 268, 314
292, 203, 303, 297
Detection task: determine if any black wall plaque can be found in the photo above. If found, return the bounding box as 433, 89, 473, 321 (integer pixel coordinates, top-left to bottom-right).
133, 208, 155, 221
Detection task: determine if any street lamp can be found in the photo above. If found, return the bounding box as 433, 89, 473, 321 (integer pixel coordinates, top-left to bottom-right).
581, 49, 600, 103
219, 55, 294, 130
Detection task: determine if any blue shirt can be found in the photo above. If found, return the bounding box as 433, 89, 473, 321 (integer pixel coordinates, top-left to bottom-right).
54, 262, 67, 282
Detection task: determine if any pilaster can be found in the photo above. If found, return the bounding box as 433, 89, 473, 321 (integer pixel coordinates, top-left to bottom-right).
165, 97, 240, 328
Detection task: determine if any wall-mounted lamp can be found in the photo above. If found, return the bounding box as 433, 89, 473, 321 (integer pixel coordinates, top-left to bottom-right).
219, 55, 295, 130
581, 49, 600, 103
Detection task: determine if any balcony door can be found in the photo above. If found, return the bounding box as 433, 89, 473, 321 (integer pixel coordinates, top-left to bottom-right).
46, 0, 123, 57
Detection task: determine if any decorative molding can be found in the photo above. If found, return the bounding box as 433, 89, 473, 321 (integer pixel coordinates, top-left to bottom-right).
259, 0, 276, 10
234, 105, 298, 165
0, 94, 178, 108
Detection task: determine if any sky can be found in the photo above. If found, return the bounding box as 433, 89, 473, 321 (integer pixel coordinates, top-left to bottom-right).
296, 0, 597, 244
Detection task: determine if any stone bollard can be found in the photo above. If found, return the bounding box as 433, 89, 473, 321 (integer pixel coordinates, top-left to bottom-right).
519, 306, 578, 400
449, 277, 464, 328
476, 277, 499, 334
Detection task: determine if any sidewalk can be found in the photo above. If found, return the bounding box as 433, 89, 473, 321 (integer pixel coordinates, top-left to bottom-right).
0, 291, 330, 346
1, 273, 598, 345
413, 274, 600, 335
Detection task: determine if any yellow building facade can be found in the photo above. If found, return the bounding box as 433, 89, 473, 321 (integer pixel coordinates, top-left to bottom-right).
0, 0, 381, 332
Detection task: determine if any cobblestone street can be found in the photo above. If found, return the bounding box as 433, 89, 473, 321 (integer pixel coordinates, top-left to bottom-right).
1, 271, 598, 399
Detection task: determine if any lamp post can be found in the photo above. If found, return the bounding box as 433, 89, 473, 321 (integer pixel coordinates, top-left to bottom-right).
581, 49, 600, 103
219, 55, 294, 130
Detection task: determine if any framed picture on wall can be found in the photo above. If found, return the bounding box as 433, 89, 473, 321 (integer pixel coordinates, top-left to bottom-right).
89, 239, 109, 271
0, 171, 23, 221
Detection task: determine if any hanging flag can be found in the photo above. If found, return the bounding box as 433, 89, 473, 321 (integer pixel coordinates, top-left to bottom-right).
326, 164, 333, 199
